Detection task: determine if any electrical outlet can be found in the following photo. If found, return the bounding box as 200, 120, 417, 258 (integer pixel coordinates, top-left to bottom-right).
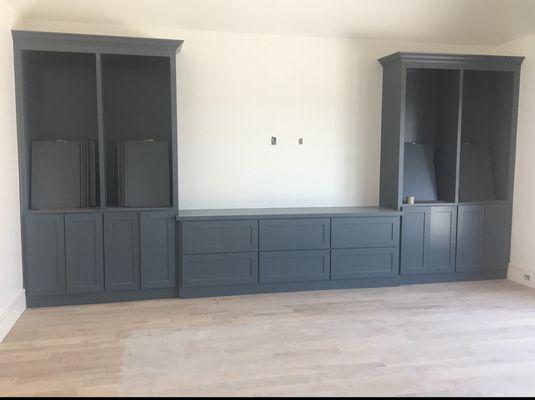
523, 273, 532, 282
271, 136, 277, 145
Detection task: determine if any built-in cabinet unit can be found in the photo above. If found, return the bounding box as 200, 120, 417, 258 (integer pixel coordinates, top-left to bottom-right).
379, 53, 522, 278
177, 208, 402, 298
14, 39, 523, 305
13, 31, 182, 307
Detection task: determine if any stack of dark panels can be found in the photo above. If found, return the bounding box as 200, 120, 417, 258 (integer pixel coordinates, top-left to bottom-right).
117, 140, 170, 208
31, 140, 97, 209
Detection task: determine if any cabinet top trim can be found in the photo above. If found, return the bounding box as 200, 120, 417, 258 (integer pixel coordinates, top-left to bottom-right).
12, 30, 183, 54
378, 52, 524, 70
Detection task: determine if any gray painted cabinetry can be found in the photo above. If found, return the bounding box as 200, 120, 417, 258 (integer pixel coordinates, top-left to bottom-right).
25, 215, 66, 296
401, 206, 457, 274
16, 37, 523, 306
178, 208, 402, 298
104, 213, 140, 291
14, 31, 182, 307
65, 214, 104, 294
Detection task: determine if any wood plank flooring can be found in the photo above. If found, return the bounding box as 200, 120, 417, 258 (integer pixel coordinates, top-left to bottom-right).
2, 280, 535, 396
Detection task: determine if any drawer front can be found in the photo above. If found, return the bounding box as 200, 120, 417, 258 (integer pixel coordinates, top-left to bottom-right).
181, 252, 258, 287
182, 220, 258, 254
259, 250, 330, 283
332, 217, 400, 248
331, 248, 399, 279
259, 218, 330, 251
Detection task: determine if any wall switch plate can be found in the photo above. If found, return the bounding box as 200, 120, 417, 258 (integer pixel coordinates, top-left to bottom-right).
298, 138, 303, 145
271, 136, 277, 145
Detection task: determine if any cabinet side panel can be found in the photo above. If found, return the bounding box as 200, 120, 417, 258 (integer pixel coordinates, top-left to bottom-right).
379, 62, 403, 210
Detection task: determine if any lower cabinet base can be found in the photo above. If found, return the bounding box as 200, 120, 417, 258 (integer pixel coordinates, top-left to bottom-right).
399, 270, 507, 285
26, 287, 177, 308
26, 271, 508, 306
178, 270, 507, 299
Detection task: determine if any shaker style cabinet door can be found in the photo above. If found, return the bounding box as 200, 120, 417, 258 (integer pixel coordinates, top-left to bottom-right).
400, 208, 429, 275
140, 212, 176, 289
24, 215, 66, 295
483, 203, 511, 271
428, 206, 457, 274
104, 213, 140, 291
65, 214, 104, 294
456, 205, 485, 272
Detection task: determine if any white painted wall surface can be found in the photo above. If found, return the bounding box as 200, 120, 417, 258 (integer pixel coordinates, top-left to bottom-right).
0, 0, 25, 342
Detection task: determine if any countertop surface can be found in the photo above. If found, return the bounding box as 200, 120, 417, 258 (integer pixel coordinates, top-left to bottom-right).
177, 206, 401, 221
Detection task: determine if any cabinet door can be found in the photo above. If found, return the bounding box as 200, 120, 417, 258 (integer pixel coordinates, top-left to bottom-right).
428, 206, 457, 273
400, 207, 429, 275
25, 215, 66, 295
456, 205, 484, 272
140, 212, 176, 289
65, 214, 104, 294
483, 203, 511, 271
104, 213, 140, 291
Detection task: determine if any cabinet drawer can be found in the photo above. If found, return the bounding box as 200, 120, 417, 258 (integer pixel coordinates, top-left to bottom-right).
259, 250, 330, 283
259, 218, 330, 251
181, 220, 258, 254
332, 217, 399, 248
331, 248, 399, 279
182, 252, 258, 287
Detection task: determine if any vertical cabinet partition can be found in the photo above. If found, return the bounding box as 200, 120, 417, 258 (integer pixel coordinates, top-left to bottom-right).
13, 31, 183, 307
379, 53, 523, 276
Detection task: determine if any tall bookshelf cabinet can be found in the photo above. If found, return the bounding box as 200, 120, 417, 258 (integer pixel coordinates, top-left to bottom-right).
13, 31, 183, 306
378, 53, 523, 277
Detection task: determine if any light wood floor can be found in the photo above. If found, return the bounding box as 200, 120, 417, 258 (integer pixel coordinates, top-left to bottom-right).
2, 280, 535, 397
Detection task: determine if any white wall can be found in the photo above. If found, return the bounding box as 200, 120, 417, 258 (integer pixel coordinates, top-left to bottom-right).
496, 34, 535, 286
16, 20, 491, 209
0, 0, 25, 342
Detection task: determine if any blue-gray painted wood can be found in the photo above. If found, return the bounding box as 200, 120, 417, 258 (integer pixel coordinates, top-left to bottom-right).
378, 52, 524, 72
177, 206, 401, 221
13, 30, 182, 307
104, 213, 140, 291
65, 213, 104, 294
428, 206, 457, 273
483, 203, 511, 271
102, 54, 173, 208
401, 205, 457, 275
403, 143, 438, 202
140, 212, 176, 289
456, 205, 485, 272
27, 287, 177, 308
25, 214, 66, 295
181, 220, 258, 254
182, 252, 258, 287
378, 61, 404, 210
400, 207, 429, 275
12, 30, 183, 56
178, 270, 506, 299
259, 250, 330, 283
331, 217, 400, 249
331, 247, 399, 279
259, 218, 330, 251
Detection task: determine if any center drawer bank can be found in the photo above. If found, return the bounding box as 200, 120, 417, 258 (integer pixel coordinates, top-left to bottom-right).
177, 207, 402, 298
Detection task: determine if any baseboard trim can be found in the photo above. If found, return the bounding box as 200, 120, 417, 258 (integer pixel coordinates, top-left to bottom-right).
0, 289, 26, 342
508, 263, 535, 289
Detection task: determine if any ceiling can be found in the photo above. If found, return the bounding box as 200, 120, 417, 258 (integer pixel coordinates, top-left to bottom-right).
7, 0, 535, 46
